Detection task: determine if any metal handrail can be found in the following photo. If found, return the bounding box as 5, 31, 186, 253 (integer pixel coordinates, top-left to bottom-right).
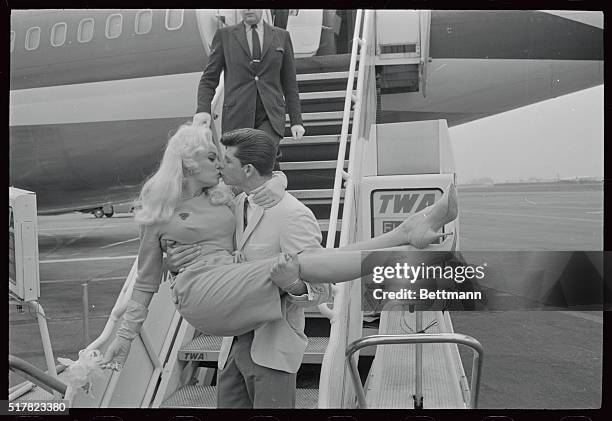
209, 71, 225, 147
9, 354, 67, 397
345, 333, 484, 409
337, 10, 371, 248
9, 364, 67, 401
319, 10, 373, 320
324, 8, 363, 249
316, 10, 377, 407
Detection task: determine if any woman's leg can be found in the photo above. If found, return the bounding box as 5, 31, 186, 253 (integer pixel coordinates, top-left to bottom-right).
270, 184, 457, 289
270, 243, 451, 290
296, 245, 450, 284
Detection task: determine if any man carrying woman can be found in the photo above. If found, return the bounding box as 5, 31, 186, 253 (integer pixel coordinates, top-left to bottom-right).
100, 123, 458, 406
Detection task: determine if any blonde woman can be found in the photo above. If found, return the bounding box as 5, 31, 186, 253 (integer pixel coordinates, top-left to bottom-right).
101, 123, 457, 369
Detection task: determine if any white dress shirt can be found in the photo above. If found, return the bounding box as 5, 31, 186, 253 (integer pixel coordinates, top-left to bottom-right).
244, 21, 264, 56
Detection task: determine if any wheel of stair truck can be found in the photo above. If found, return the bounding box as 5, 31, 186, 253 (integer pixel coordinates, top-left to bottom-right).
93, 208, 104, 218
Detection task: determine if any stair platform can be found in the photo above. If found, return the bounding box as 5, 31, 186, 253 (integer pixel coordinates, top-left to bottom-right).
161, 385, 319, 408
178, 335, 331, 365
364, 311, 467, 408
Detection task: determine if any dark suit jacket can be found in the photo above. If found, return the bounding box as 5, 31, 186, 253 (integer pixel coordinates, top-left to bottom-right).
197, 22, 302, 137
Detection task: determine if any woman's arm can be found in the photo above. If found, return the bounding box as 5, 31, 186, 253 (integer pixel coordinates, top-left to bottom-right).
249, 171, 287, 208
130, 289, 154, 308
101, 224, 164, 368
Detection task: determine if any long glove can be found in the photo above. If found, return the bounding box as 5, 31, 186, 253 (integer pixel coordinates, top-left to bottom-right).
100, 300, 148, 370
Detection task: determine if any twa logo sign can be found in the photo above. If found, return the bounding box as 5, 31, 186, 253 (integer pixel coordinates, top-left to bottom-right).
377, 192, 437, 215
371, 189, 441, 236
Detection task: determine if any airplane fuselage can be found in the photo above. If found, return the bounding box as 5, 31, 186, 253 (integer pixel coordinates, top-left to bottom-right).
9, 9, 603, 213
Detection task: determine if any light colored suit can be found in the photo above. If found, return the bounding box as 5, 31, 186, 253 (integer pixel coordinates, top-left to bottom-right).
217, 191, 332, 374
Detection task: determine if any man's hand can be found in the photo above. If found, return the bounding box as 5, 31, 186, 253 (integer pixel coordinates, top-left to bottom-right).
99, 336, 132, 371
193, 112, 212, 127
291, 124, 305, 140
166, 244, 202, 274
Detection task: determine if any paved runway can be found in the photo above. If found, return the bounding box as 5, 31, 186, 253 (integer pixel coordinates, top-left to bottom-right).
8, 182, 604, 408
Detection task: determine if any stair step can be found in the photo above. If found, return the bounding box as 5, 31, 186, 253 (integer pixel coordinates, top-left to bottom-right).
297, 71, 351, 82
280, 135, 348, 162
178, 335, 223, 362
289, 111, 350, 122
303, 336, 330, 364
299, 90, 354, 100
280, 160, 347, 171
290, 189, 344, 203
305, 305, 332, 318
283, 122, 351, 137
280, 134, 341, 146
178, 336, 330, 364
14, 384, 61, 402
295, 53, 352, 74
318, 219, 342, 232
161, 385, 319, 408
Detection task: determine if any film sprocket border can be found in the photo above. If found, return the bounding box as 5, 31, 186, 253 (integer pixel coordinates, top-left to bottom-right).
5, 407, 606, 420
3, 4, 606, 420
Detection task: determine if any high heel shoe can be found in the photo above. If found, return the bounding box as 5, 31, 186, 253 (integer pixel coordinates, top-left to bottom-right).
401, 183, 458, 248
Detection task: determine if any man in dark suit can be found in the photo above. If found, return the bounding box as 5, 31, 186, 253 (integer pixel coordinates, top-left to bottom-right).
194, 9, 305, 166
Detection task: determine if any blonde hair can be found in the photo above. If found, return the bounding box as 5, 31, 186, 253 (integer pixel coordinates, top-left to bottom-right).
134, 123, 232, 225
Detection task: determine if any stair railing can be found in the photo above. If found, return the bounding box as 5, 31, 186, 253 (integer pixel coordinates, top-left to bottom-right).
318, 9, 378, 407
346, 333, 484, 408
9, 354, 67, 397
323, 9, 364, 251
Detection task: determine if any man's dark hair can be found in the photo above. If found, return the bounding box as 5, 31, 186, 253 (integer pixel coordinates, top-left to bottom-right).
220, 128, 276, 176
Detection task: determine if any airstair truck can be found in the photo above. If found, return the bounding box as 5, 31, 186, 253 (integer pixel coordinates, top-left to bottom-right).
344, 120, 484, 409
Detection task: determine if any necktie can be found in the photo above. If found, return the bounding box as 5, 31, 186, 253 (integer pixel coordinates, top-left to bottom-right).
251, 24, 261, 61
243, 198, 249, 229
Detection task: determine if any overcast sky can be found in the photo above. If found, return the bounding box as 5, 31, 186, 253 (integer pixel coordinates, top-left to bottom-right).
450, 85, 603, 183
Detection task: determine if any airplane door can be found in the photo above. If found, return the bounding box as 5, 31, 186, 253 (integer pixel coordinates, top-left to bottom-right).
196, 10, 320, 58
286, 9, 323, 58
195, 10, 273, 55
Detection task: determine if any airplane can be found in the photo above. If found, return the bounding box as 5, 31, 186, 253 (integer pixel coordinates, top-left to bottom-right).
9, 9, 603, 216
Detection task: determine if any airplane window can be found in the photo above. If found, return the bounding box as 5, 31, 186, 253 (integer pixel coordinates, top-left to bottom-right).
78, 18, 95, 43
25, 27, 41, 51
165, 9, 184, 31
135, 9, 153, 34
10, 31, 15, 52
51, 22, 67, 47
106, 13, 123, 39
